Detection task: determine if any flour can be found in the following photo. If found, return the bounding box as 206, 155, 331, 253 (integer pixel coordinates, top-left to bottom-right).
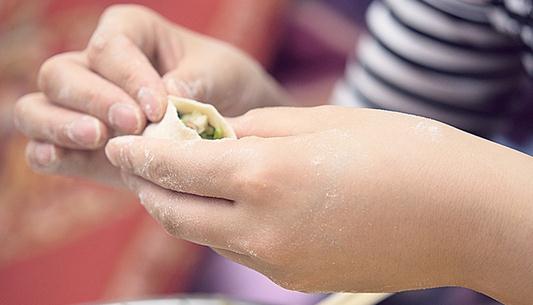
414, 120, 443, 142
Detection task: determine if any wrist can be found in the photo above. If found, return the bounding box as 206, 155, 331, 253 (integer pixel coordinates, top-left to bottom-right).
443, 134, 533, 304
381, 117, 533, 301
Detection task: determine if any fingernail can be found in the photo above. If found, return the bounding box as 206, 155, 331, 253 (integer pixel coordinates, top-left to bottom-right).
108, 103, 142, 133
138, 87, 161, 121
67, 116, 102, 147
105, 136, 136, 167
27, 142, 57, 168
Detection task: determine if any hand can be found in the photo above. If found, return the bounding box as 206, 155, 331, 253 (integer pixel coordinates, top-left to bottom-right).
105, 106, 533, 303
14, 4, 290, 186
106, 106, 464, 293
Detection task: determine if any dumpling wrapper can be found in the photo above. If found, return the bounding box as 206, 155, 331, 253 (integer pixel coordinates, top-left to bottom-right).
143, 96, 236, 140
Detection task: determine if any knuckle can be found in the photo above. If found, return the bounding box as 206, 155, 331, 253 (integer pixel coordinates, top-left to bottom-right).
83, 88, 110, 116
86, 33, 119, 64
87, 34, 141, 88
102, 4, 151, 20
236, 163, 273, 197
89, 4, 157, 64
86, 34, 106, 62
86, 33, 132, 71
14, 93, 41, 132
236, 148, 282, 199
233, 142, 275, 196
37, 54, 66, 92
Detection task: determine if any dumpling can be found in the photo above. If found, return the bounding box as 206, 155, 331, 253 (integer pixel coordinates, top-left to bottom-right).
143, 96, 236, 140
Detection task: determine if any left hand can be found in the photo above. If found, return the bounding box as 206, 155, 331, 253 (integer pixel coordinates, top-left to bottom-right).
104, 106, 533, 299
15, 4, 290, 187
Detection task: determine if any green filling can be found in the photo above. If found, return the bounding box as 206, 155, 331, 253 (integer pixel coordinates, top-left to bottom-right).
178, 111, 224, 140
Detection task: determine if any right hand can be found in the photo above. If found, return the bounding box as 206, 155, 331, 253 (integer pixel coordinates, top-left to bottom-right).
14, 4, 290, 187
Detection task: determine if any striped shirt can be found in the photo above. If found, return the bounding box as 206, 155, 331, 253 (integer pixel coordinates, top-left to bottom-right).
333, 0, 532, 136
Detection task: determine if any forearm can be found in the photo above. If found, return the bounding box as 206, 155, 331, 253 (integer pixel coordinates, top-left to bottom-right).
458, 137, 533, 305
358, 113, 533, 301
411, 123, 533, 304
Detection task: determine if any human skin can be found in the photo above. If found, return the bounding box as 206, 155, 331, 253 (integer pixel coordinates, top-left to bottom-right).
13, 4, 533, 305
14, 4, 291, 187
104, 106, 533, 305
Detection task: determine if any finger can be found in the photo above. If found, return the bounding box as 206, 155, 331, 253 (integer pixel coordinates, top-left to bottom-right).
24, 141, 59, 172
15, 93, 108, 149
162, 62, 212, 102
86, 5, 168, 121
38, 52, 146, 134
229, 105, 354, 138
105, 135, 254, 200
92, 4, 163, 56
25, 141, 124, 188
161, 51, 249, 117
163, 72, 205, 102
123, 174, 241, 250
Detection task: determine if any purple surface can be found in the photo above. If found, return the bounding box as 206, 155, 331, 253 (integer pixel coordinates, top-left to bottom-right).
192, 250, 325, 305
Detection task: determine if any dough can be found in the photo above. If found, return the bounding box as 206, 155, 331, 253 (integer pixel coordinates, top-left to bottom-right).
143, 96, 236, 140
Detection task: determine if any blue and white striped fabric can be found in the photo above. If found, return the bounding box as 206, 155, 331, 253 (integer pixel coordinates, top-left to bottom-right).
333, 0, 532, 136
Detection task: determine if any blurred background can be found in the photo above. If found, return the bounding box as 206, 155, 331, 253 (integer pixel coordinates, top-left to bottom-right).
0, 1, 365, 304
0, 1, 526, 305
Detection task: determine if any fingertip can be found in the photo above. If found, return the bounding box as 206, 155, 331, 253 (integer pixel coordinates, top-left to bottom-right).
25, 141, 60, 173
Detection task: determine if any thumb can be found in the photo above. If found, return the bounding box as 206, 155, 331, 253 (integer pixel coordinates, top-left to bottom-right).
227, 106, 328, 138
